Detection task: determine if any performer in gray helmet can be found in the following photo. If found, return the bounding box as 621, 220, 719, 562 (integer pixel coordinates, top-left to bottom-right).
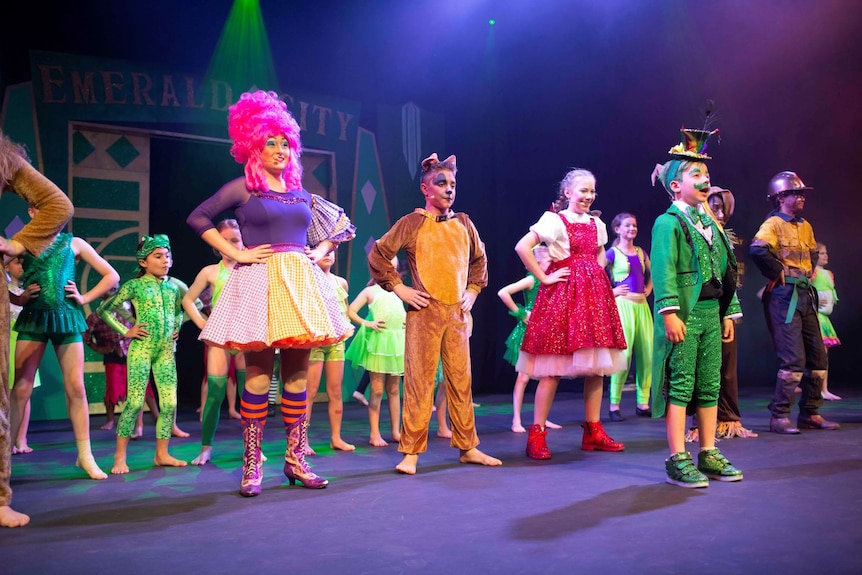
749, 171, 838, 434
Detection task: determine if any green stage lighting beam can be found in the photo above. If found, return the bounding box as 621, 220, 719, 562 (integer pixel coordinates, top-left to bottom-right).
205, 0, 279, 93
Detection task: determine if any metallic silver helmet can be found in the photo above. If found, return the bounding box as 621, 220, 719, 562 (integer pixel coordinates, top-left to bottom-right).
767, 171, 813, 199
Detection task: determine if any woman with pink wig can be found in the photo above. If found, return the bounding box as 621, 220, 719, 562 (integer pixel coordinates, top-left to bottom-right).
187, 90, 355, 496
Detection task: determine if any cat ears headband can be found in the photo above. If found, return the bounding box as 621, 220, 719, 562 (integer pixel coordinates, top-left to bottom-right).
420, 153, 457, 172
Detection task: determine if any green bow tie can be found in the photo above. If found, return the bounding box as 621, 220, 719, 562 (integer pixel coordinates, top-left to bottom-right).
686, 206, 712, 227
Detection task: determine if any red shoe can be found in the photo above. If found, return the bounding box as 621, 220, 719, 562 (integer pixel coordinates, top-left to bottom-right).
526, 424, 551, 460
581, 421, 625, 452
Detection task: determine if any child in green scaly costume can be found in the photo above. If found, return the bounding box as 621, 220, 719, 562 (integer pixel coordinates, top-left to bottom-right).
98, 234, 187, 474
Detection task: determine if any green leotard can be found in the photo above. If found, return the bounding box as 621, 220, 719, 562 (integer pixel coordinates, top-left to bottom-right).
15, 233, 87, 337
98, 274, 182, 439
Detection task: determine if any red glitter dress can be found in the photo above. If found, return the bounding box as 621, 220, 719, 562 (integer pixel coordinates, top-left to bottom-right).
517, 213, 627, 378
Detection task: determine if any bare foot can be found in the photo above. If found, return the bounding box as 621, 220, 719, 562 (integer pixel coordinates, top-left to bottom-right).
111, 457, 130, 474
171, 426, 190, 438
436, 428, 452, 439
261, 451, 268, 462
154, 453, 188, 467
304, 444, 317, 456
100, 421, 115, 431
352, 391, 369, 406
228, 410, 242, 420
396, 454, 418, 475
0, 505, 30, 528
684, 428, 700, 443
822, 390, 842, 401
12, 444, 33, 455
331, 439, 356, 451
191, 447, 212, 465
545, 420, 562, 430
369, 435, 388, 447
131, 426, 143, 440
459, 448, 502, 467
391, 432, 401, 443
511, 423, 527, 433
76, 455, 108, 480
717, 421, 759, 439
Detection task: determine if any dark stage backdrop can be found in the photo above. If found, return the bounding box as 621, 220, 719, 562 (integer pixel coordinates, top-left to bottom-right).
149, 137, 241, 406
2, 0, 860, 403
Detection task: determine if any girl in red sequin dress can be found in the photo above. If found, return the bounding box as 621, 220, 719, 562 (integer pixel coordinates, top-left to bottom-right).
515, 168, 627, 459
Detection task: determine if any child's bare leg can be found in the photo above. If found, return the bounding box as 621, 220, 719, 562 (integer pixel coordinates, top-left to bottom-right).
131, 409, 144, 439
0, 506, 30, 528
368, 372, 387, 446
226, 376, 241, 419
511, 371, 530, 432
695, 405, 718, 451
666, 403, 688, 455
13, 400, 33, 453
386, 375, 401, 442
821, 356, 841, 400
10, 340, 42, 457
101, 397, 116, 431
532, 377, 559, 427
304, 360, 323, 455
583, 375, 603, 422
171, 411, 189, 438
154, 438, 187, 467
435, 383, 451, 438
112, 435, 131, 474
57, 342, 107, 479
326, 361, 354, 451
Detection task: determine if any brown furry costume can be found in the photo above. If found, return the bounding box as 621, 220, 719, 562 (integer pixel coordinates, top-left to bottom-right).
0, 136, 73, 509
368, 208, 487, 454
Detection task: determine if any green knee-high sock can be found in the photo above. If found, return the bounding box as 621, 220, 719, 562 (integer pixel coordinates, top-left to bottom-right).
201, 375, 228, 446
235, 368, 247, 400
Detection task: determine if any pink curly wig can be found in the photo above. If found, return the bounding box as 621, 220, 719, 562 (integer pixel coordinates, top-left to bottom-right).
227, 90, 303, 192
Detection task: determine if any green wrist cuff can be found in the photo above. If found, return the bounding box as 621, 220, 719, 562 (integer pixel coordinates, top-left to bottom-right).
508, 305, 528, 321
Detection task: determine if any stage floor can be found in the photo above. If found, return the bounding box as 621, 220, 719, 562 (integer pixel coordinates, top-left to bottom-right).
3, 387, 860, 574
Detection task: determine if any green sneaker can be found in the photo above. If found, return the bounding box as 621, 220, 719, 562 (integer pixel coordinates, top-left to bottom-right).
665, 452, 708, 488
697, 448, 743, 482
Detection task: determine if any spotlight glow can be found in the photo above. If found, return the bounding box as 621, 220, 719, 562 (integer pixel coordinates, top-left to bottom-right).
205, 0, 279, 92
